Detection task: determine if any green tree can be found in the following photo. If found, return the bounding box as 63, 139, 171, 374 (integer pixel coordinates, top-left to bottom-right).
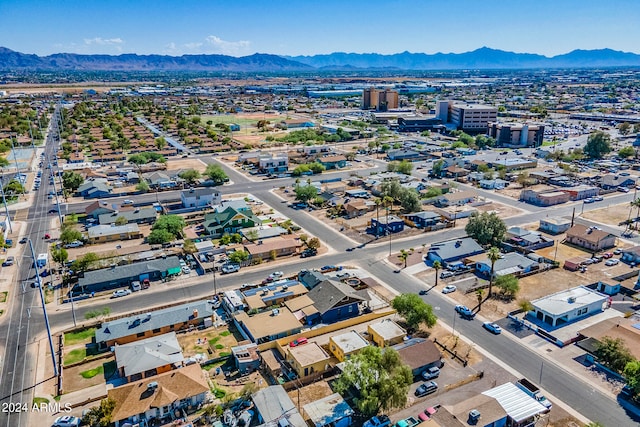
397, 160, 413, 175
334, 346, 412, 417
82, 397, 116, 427
465, 212, 507, 247
432, 260, 442, 289
128, 153, 149, 172
152, 214, 186, 237
72, 252, 99, 273
618, 122, 632, 135
595, 336, 633, 373
516, 171, 530, 187
623, 360, 640, 400
155, 137, 167, 150
228, 250, 249, 264
398, 188, 420, 213
147, 229, 174, 244
294, 184, 317, 203
486, 247, 501, 299
204, 164, 228, 184
136, 180, 150, 192
391, 293, 438, 331
60, 228, 83, 244
432, 159, 445, 177
51, 247, 68, 270
179, 169, 201, 184
3, 179, 25, 198
62, 171, 84, 191
114, 216, 128, 226
307, 237, 320, 250
309, 162, 326, 174
518, 300, 534, 313
584, 131, 612, 159
618, 146, 635, 158
183, 239, 197, 254
493, 274, 519, 300
399, 249, 409, 269
269, 250, 277, 261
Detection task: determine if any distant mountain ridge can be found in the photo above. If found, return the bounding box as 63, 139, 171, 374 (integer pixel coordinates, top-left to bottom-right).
288, 47, 640, 70
1, 46, 640, 71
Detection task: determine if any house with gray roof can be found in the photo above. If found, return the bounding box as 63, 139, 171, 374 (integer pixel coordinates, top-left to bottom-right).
77, 179, 112, 198
180, 187, 221, 209
298, 270, 329, 289
98, 207, 157, 225
402, 211, 442, 228
87, 223, 142, 243
114, 332, 184, 382
252, 386, 307, 427
426, 237, 484, 267
474, 252, 539, 278
95, 299, 218, 348
77, 256, 181, 293
306, 279, 367, 324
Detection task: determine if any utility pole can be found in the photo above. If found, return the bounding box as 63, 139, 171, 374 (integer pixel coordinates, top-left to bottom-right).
0, 183, 12, 233
28, 239, 58, 377
49, 162, 64, 225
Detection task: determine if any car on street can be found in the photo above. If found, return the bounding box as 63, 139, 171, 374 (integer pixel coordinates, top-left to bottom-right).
48, 208, 58, 214
584, 198, 595, 204
605, 259, 620, 266
19, 237, 28, 244
301, 248, 317, 258
483, 322, 502, 334
419, 289, 428, 295
268, 271, 284, 280
421, 366, 440, 381
122, 199, 135, 205
594, 196, 604, 202
44, 233, 51, 239
112, 289, 132, 298
52, 415, 81, 427
414, 381, 438, 397
455, 305, 474, 318
442, 285, 457, 294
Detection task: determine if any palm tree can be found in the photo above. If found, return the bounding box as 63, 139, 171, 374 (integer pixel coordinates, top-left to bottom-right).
373, 197, 382, 230
487, 246, 501, 298
631, 197, 640, 230
476, 289, 485, 311
399, 249, 409, 269
432, 260, 442, 289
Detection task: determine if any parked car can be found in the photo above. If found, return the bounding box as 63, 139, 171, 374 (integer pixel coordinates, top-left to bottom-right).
618, 186, 631, 193
415, 381, 438, 397
221, 264, 240, 274
614, 248, 622, 255
605, 259, 620, 266
442, 285, 457, 294
603, 252, 613, 259
594, 196, 604, 202
112, 289, 132, 298
2, 256, 15, 267
483, 322, 502, 334
301, 248, 317, 258
52, 415, 81, 427
268, 271, 284, 280
440, 271, 455, 279
289, 337, 308, 347
64, 241, 84, 248
421, 366, 440, 381
182, 266, 191, 274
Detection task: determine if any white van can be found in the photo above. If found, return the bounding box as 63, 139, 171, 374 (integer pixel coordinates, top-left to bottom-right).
130, 281, 141, 292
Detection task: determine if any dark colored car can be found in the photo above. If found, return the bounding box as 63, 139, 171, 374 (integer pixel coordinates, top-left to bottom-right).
415, 381, 438, 397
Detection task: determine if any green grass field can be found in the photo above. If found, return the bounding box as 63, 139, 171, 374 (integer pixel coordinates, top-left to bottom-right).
200, 115, 259, 127
64, 348, 86, 366
64, 328, 96, 346
80, 365, 103, 379
0, 291, 7, 303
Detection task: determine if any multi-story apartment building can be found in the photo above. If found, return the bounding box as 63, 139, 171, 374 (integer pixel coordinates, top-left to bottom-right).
487, 122, 545, 147
362, 88, 399, 111
436, 100, 497, 133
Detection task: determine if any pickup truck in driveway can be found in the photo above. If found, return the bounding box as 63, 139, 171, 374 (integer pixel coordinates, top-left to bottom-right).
516, 378, 552, 410
363, 415, 390, 427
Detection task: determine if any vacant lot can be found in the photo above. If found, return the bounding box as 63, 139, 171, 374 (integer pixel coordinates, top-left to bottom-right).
582, 202, 632, 227
166, 157, 208, 172
64, 357, 115, 393
177, 327, 239, 358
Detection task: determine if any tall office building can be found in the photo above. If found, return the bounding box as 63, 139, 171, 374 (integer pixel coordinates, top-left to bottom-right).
487, 122, 545, 147
362, 88, 399, 111
448, 102, 498, 133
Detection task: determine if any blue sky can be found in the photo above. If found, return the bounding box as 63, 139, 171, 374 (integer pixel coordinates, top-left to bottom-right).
1, 0, 638, 57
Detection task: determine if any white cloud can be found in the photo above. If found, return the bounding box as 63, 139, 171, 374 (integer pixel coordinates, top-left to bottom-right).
204, 35, 250, 55
164, 42, 177, 54
184, 42, 204, 50
84, 37, 124, 46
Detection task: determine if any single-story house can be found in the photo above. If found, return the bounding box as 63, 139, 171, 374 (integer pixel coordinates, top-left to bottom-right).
98, 208, 158, 225
318, 155, 347, 170
579, 317, 640, 360
565, 224, 616, 252
528, 286, 608, 328
621, 246, 640, 265
306, 279, 366, 324
114, 332, 184, 382
344, 188, 370, 198
244, 237, 303, 260
426, 237, 484, 267
85, 200, 116, 219
438, 394, 507, 427
474, 252, 539, 278
286, 342, 331, 379
242, 279, 308, 310
298, 269, 329, 289
344, 199, 375, 218
180, 188, 221, 208
479, 178, 509, 190
329, 331, 369, 362
386, 149, 422, 161
95, 299, 218, 349
505, 227, 553, 250
232, 343, 261, 375
77, 256, 182, 293
370, 214, 405, 235
598, 174, 636, 190
87, 223, 142, 243
241, 225, 287, 241
539, 217, 572, 235
368, 319, 405, 347
108, 364, 209, 427
433, 190, 477, 207
77, 179, 112, 198
234, 307, 303, 344
303, 394, 354, 427
520, 189, 570, 206
481, 382, 549, 426
392, 338, 442, 377
251, 386, 307, 427
402, 211, 442, 228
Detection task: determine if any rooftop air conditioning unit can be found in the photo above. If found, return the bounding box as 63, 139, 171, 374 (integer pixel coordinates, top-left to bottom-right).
147, 381, 158, 391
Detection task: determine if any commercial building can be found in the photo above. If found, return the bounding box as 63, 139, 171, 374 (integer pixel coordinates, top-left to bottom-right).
520, 189, 570, 207
362, 88, 399, 111
437, 101, 498, 133
487, 122, 545, 147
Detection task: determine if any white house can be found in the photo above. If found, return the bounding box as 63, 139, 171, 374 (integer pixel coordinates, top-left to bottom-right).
259, 153, 289, 173
529, 286, 608, 328
180, 188, 221, 208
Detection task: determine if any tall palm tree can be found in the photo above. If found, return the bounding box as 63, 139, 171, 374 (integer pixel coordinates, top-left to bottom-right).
487, 247, 501, 298
432, 260, 442, 289
374, 197, 382, 229
631, 197, 640, 230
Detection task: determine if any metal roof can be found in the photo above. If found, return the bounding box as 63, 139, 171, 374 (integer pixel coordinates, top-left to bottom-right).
303, 393, 354, 427
482, 382, 548, 422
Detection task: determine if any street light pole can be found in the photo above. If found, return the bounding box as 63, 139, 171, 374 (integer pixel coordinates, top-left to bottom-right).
70, 288, 77, 328
28, 238, 58, 377
0, 184, 12, 233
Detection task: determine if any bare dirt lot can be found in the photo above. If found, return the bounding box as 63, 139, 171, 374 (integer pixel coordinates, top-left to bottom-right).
582, 202, 632, 227
166, 157, 208, 172
176, 326, 239, 358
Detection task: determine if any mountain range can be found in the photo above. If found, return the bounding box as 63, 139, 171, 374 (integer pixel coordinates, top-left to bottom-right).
1, 46, 640, 72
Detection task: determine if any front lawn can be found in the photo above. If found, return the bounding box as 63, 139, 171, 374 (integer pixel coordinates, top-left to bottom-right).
64, 328, 96, 346
64, 348, 86, 366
